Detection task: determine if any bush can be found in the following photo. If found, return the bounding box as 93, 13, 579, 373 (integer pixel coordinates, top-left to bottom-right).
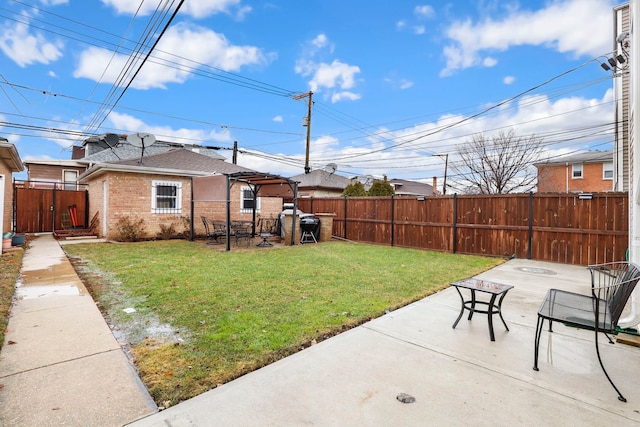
342, 181, 367, 196
157, 223, 177, 240
367, 179, 395, 196
116, 216, 147, 242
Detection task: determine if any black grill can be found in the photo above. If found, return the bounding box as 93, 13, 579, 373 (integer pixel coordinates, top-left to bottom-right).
300, 217, 320, 243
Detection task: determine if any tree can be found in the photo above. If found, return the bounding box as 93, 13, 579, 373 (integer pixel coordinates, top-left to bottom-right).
341, 181, 367, 196
367, 179, 395, 196
452, 130, 543, 194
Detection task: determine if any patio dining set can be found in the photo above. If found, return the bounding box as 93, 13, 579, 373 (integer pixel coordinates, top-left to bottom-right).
200, 216, 280, 247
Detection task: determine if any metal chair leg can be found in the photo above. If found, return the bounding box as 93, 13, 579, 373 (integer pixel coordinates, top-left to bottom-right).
533, 315, 544, 371
594, 328, 626, 402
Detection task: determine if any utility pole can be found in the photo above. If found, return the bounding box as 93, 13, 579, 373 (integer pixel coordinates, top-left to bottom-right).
293, 91, 313, 174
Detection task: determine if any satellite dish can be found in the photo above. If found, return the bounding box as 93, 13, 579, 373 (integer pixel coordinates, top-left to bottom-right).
324, 163, 337, 174
127, 133, 156, 148
103, 133, 120, 147
126, 133, 156, 164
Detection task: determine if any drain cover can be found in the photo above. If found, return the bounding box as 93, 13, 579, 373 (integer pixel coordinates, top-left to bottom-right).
516, 266, 556, 275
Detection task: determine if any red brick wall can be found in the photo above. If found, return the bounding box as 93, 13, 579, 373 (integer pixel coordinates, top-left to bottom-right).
85, 171, 283, 239
537, 163, 613, 193
0, 163, 12, 232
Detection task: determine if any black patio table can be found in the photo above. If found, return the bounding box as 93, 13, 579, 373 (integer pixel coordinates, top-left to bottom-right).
451, 278, 514, 341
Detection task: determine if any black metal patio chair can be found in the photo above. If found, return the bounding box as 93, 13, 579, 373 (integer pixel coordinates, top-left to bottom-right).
256, 217, 279, 247
201, 216, 225, 245
533, 261, 640, 402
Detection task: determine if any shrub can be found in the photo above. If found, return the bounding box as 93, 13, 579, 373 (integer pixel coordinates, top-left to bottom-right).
341, 181, 367, 196
157, 223, 177, 240
115, 216, 147, 242
367, 179, 395, 196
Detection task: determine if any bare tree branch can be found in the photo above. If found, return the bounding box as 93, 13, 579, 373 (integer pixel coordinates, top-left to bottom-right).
453, 130, 543, 194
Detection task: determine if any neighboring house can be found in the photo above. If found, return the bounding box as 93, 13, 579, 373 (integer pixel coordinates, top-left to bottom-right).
24, 133, 283, 239
0, 138, 24, 234
388, 178, 434, 196
79, 147, 283, 239
290, 169, 352, 197
535, 151, 614, 193
24, 160, 87, 189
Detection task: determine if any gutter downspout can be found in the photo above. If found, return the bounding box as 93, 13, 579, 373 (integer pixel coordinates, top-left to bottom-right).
620, 0, 640, 328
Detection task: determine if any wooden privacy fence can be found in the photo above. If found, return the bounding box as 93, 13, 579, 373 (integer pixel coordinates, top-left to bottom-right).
297, 192, 629, 266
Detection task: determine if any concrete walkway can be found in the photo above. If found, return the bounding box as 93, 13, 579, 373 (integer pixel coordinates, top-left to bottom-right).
2, 234, 640, 426
0, 234, 156, 426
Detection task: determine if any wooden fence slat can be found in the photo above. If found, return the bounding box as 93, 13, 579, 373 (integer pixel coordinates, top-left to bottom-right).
297, 192, 628, 266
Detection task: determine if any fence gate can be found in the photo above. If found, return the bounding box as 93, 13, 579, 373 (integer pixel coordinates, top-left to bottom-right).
14, 182, 89, 233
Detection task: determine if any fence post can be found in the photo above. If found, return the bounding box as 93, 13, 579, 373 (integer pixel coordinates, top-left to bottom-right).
390, 195, 395, 246
528, 191, 533, 259
452, 193, 457, 254
343, 196, 348, 239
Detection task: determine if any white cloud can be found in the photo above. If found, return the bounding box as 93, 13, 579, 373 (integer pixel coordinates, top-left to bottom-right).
295, 35, 361, 103
272, 115, 283, 122
440, 0, 615, 76
483, 57, 497, 67
503, 75, 515, 85
414, 5, 435, 19
107, 112, 232, 143
414, 26, 426, 35
0, 19, 63, 67
331, 91, 361, 103
399, 79, 414, 90
40, 0, 68, 5
102, 0, 246, 19
74, 23, 272, 89
307, 60, 360, 92
396, 21, 407, 31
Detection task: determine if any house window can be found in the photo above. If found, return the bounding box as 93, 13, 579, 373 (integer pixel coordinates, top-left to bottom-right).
572, 164, 583, 179
63, 170, 78, 191
603, 162, 614, 180
152, 180, 182, 213
240, 186, 260, 213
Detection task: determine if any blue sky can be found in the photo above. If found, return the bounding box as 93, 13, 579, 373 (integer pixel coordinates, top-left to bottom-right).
0, 0, 627, 183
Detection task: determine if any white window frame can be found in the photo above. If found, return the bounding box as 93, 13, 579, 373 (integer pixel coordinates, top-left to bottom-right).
152, 180, 182, 213
571, 163, 583, 179
603, 162, 614, 180
240, 185, 260, 213
63, 169, 78, 191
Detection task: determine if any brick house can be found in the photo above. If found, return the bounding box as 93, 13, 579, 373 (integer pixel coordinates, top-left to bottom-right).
22, 133, 284, 239
79, 148, 283, 240
535, 151, 614, 193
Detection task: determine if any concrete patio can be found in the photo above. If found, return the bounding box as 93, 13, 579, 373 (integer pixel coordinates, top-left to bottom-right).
130, 258, 640, 426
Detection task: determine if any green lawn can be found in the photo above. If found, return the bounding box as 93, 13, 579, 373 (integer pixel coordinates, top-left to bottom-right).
63, 240, 502, 407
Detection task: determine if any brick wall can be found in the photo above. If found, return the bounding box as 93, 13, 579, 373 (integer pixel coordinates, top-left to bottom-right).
0, 163, 12, 232
537, 163, 614, 193
86, 171, 283, 239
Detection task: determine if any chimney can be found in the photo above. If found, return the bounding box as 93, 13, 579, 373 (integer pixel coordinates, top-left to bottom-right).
432, 177, 438, 195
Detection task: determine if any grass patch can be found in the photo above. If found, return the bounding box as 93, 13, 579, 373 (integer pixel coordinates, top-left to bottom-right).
64, 240, 502, 406
0, 250, 24, 349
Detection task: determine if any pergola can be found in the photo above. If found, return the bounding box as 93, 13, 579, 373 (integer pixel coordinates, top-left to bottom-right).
224, 172, 299, 251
